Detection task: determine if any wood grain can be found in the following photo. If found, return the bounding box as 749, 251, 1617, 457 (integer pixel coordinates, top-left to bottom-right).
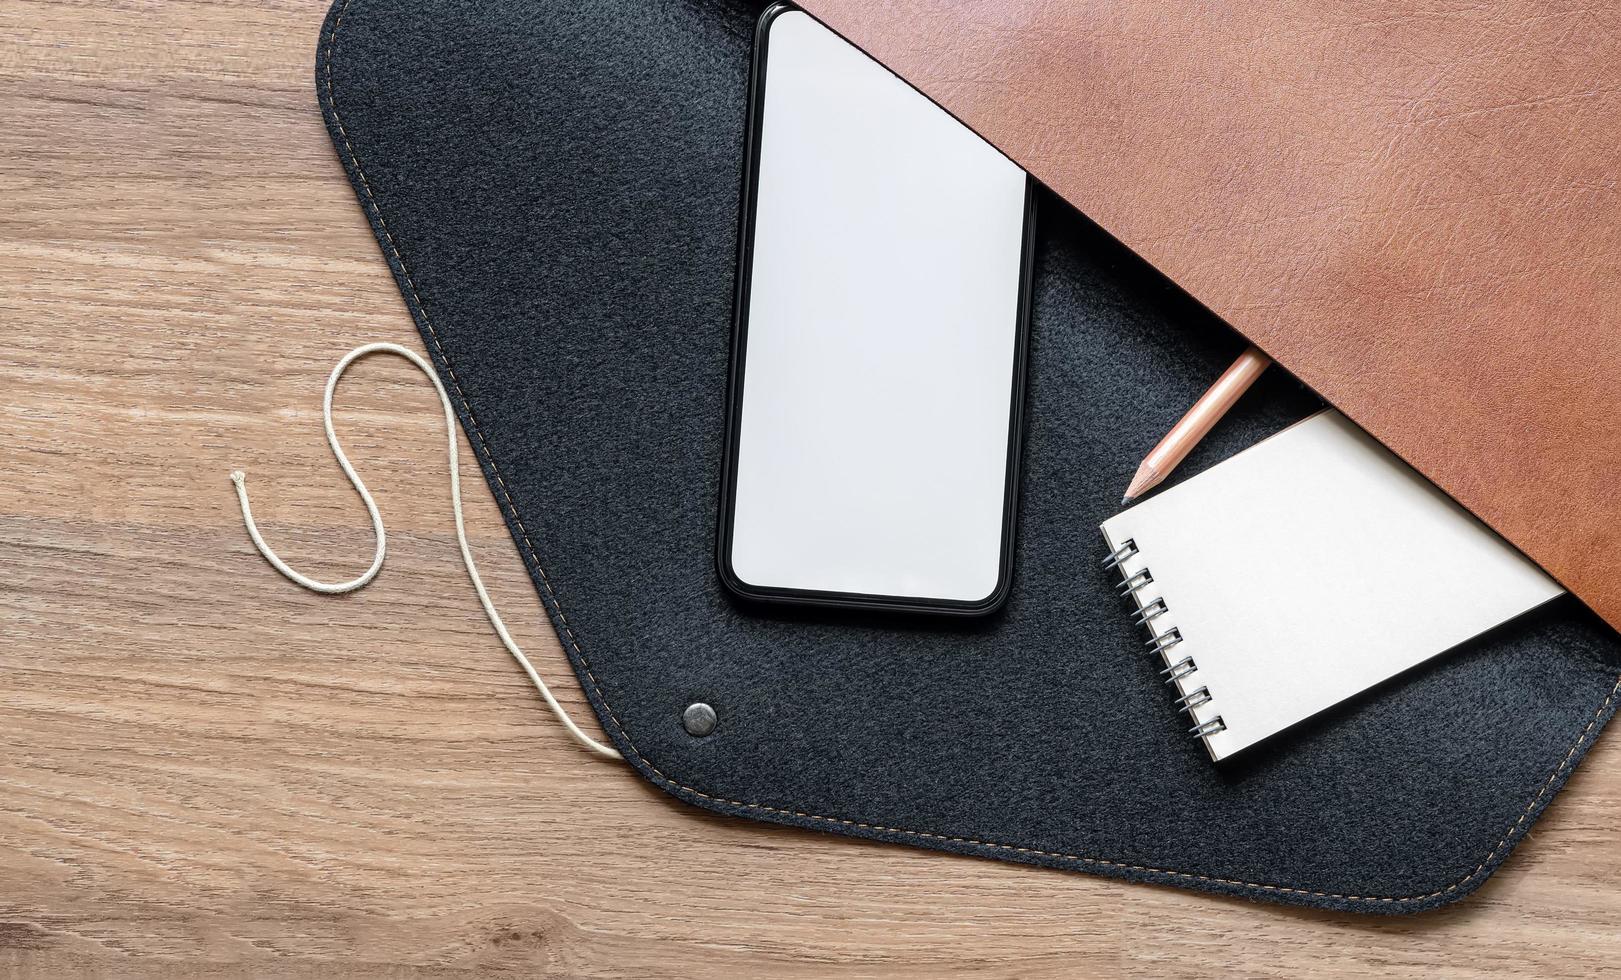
1, 1, 1617, 976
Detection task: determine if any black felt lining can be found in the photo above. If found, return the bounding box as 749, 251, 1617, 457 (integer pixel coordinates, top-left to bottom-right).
314, 0, 1621, 913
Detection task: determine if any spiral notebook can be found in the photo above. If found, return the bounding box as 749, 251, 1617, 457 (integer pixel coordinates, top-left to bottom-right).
1101, 411, 1565, 761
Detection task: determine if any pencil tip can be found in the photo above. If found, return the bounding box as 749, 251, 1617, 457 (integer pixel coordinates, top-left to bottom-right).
1120, 495, 1132, 506
1122, 461, 1162, 504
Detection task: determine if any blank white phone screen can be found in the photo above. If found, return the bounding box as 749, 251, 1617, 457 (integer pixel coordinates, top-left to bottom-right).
727, 10, 1029, 605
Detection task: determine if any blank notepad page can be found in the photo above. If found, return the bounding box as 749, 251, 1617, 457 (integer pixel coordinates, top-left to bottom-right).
1101, 411, 1564, 761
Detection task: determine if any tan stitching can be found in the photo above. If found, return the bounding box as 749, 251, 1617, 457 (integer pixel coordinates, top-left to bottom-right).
319, 0, 1621, 907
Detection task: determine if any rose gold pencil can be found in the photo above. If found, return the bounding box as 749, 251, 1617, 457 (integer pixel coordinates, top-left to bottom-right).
1122, 345, 1272, 504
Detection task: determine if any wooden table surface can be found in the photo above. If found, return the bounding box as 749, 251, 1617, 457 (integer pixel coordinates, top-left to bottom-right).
3, 1, 1619, 976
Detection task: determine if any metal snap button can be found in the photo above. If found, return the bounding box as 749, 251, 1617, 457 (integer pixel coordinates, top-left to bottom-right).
682, 702, 717, 737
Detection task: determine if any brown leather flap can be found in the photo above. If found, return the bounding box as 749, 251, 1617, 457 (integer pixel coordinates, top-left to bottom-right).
798, 0, 1621, 630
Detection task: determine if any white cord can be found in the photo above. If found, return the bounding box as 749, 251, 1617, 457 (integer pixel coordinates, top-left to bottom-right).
230, 342, 624, 762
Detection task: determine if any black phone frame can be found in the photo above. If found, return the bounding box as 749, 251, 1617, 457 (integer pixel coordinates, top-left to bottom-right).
715, 1, 1039, 617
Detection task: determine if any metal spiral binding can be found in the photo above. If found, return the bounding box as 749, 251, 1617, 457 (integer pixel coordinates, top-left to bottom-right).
1102, 539, 1139, 571
1174, 687, 1213, 713
1147, 628, 1183, 655
1133, 599, 1169, 627
1161, 655, 1196, 682
1108, 539, 1227, 743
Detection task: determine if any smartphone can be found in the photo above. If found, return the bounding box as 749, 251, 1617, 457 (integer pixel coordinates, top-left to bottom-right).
717, 4, 1036, 616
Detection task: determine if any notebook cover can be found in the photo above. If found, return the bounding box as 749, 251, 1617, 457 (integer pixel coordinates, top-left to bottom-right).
796, 0, 1621, 632
317, 0, 1621, 913
1103, 411, 1566, 761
